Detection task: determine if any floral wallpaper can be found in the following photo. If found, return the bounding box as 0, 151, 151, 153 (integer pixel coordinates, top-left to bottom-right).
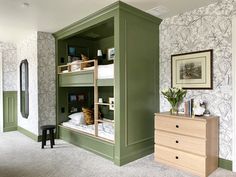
160, 0, 235, 160
17, 32, 39, 135
37, 32, 56, 130
0, 42, 17, 91
17, 32, 56, 136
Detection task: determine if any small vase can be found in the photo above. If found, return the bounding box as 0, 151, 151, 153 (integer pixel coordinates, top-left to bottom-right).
170, 105, 178, 114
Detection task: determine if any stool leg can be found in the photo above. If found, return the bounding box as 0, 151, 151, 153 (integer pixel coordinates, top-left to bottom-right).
42, 130, 46, 149
52, 130, 55, 145
49, 129, 54, 148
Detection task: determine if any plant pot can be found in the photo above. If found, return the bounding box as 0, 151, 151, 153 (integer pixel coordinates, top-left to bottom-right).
170, 105, 178, 114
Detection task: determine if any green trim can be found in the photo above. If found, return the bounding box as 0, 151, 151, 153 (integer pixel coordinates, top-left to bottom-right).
53, 1, 161, 39
114, 146, 153, 166
17, 126, 40, 142
219, 158, 232, 171
3, 126, 17, 132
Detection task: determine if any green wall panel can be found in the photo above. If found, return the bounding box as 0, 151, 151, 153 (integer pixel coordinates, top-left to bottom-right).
3, 91, 17, 132
59, 126, 114, 160
54, 1, 161, 166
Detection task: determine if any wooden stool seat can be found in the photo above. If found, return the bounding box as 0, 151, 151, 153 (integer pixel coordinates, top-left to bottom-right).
41, 125, 56, 149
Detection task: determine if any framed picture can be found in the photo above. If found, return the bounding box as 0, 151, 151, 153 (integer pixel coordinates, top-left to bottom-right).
171, 50, 213, 89
107, 48, 115, 60
109, 97, 115, 110
78, 94, 85, 102
69, 95, 77, 102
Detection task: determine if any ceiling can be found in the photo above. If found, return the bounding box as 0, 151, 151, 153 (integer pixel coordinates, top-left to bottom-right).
0, 0, 218, 43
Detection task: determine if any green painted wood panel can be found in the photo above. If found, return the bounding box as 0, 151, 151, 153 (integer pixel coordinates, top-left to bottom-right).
3, 91, 17, 132
59, 126, 114, 160
54, 1, 161, 166
59, 71, 94, 87
114, 6, 161, 165
97, 79, 114, 86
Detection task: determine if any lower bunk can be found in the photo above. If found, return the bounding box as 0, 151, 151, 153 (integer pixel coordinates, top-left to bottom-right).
58, 125, 114, 161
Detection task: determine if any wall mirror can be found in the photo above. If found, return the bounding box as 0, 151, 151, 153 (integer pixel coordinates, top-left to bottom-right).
20, 59, 29, 118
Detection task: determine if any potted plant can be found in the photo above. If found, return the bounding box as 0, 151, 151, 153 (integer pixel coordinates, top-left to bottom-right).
161, 87, 187, 114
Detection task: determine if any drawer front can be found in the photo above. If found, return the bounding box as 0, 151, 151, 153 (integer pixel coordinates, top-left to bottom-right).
155, 145, 205, 173
155, 130, 206, 155
59, 72, 93, 87
155, 116, 206, 138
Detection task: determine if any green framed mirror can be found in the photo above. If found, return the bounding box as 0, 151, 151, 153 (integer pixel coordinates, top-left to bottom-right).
20, 59, 29, 118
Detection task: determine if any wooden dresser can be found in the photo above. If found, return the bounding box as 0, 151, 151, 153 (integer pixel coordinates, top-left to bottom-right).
154, 112, 219, 177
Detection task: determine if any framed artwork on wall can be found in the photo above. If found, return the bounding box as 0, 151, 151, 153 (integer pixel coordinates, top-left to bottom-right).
107, 48, 115, 60
171, 49, 213, 89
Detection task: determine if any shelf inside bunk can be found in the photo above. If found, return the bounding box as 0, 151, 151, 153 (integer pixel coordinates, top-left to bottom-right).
95, 102, 114, 106
59, 124, 114, 143
97, 119, 114, 123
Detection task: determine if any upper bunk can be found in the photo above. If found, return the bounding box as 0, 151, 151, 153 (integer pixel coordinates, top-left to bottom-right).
57, 18, 114, 87
58, 60, 114, 87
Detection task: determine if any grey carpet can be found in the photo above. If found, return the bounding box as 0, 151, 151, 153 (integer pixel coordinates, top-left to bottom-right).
0, 131, 235, 177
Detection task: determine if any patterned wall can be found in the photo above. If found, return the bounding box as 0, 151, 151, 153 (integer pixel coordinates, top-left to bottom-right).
17, 32, 56, 136
160, 0, 235, 160
17, 32, 39, 135
37, 32, 56, 129
0, 42, 17, 91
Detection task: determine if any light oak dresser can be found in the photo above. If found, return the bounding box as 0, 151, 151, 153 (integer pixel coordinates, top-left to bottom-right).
154, 112, 219, 177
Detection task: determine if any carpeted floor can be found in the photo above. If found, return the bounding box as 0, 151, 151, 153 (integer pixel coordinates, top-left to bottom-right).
0, 131, 235, 177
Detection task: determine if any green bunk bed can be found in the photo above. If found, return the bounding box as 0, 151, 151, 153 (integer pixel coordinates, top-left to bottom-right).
54, 1, 161, 165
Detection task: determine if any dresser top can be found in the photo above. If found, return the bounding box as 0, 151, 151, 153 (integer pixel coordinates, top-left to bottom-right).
155, 112, 218, 121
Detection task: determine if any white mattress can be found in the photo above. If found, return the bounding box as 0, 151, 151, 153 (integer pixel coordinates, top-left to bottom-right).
83, 64, 114, 79
62, 120, 114, 141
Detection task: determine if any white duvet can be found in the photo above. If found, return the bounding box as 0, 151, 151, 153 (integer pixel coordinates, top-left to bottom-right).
62, 120, 114, 141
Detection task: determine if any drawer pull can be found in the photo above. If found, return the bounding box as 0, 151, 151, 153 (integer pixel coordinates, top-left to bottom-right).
176, 125, 179, 128
176, 140, 179, 143
175, 156, 179, 159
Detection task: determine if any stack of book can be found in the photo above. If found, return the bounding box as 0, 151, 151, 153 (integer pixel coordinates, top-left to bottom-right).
184, 99, 194, 116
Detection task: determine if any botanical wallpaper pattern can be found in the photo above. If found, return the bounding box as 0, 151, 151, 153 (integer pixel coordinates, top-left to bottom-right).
0, 42, 17, 91
160, 0, 235, 160
17, 32, 56, 135
37, 32, 56, 130
17, 32, 39, 135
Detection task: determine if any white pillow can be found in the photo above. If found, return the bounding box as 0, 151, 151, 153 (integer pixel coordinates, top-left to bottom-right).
68, 112, 85, 125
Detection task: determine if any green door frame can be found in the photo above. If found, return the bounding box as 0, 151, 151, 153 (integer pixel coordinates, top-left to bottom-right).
0, 51, 3, 132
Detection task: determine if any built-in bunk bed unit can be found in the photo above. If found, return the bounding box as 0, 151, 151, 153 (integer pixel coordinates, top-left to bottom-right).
54, 1, 161, 165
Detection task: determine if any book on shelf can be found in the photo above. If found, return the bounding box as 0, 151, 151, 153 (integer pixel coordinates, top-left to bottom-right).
184, 99, 194, 116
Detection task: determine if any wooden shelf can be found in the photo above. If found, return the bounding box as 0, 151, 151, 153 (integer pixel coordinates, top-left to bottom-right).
95, 102, 114, 106
96, 119, 114, 123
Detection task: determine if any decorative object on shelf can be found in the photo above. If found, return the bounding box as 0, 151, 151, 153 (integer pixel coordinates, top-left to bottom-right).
161, 87, 187, 114
184, 98, 194, 116
98, 98, 103, 103
171, 49, 213, 89
107, 47, 115, 60
204, 109, 211, 116
109, 97, 115, 110
193, 100, 206, 116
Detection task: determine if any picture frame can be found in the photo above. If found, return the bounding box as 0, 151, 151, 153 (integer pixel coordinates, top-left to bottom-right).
109, 97, 115, 110
171, 49, 213, 89
107, 48, 115, 60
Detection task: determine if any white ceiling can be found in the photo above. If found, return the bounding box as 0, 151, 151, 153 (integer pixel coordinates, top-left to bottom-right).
0, 0, 218, 43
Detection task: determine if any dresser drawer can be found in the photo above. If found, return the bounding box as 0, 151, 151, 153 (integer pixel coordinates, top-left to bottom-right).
155, 116, 206, 138
155, 145, 205, 173
155, 130, 206, 155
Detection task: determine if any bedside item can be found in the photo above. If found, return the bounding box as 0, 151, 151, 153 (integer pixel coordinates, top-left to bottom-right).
41, 125, 56, 149
98, 98, 103, 103
161, 87, 187, 114
109, 97, 114, 110
154, 112, 218, 177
